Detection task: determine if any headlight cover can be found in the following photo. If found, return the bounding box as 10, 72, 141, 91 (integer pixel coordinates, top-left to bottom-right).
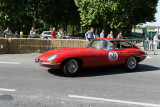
47, 54, 58, 61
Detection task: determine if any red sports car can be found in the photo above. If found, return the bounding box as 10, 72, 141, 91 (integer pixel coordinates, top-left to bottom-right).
35, 38, 147, 76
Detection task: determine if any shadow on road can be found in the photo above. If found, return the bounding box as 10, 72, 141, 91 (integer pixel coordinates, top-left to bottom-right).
48, 64, 160, 77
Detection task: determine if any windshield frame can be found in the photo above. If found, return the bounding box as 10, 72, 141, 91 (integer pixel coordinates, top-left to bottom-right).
87, 39, 108, 50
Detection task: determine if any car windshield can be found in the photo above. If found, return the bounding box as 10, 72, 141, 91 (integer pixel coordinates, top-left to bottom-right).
88, 39, 108, 50
43, 32, 51, 35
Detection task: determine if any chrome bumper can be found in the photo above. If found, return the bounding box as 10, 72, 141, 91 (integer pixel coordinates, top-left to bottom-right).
35, 59, 60, 66
137, 54, 148, 57
40, 62, 61, 66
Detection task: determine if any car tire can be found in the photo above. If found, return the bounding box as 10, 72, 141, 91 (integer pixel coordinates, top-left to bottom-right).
124, 57, 138, 72
61, 59, 80, 76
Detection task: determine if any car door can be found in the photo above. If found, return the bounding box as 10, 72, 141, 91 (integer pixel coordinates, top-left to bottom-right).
95, 40, 123, 66
104, 40, 126, 65
118, 41, 134, 64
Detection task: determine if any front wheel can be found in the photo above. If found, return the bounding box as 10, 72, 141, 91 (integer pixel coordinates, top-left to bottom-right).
124, 57, 138, 72
61, 59, 80, 76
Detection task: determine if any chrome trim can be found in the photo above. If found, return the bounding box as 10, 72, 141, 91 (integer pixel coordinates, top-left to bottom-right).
40, 62, 61, 66
35, 59, 39, 63
137, 55, 148, 57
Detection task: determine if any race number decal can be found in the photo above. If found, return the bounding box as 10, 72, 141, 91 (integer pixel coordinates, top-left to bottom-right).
108, 51, 118, 62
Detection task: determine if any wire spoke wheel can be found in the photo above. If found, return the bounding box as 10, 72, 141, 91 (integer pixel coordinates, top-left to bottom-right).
67, 59, 79, 74
127, 57, 137, 69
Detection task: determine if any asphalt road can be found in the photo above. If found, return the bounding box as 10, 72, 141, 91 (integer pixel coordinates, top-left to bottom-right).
0, 53, 160, 107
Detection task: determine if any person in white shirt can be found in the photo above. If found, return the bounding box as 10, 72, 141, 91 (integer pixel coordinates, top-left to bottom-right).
29, 27, 36, 38
107, 31, 113, 38
94, 31, 99, 38
3, 27, 12, 38
100, 29, 105, 38
85, 28, 95, 41
153, 34, 159, 55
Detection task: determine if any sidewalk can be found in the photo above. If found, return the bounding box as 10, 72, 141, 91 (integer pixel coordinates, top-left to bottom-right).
146, 49, 160, 55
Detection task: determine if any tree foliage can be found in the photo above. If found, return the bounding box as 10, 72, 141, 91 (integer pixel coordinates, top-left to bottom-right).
75, 0, 158, 36
0, 0, 80, 34
0, 0, 158, 36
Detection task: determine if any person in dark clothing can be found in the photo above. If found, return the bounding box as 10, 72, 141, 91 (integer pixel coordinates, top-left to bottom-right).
14, 31, 20, 38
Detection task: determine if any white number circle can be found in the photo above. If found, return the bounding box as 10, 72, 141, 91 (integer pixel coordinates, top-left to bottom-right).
108, 51, 118, 62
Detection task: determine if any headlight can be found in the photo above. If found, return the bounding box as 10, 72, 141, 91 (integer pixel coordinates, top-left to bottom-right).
47, 54, 58, 61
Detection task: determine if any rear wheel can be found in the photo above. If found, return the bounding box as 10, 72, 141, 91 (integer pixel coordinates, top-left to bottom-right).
124, 57, 138, 72
61, 59, 80, 76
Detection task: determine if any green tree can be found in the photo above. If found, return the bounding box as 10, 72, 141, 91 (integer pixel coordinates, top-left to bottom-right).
75, 0, 158, 36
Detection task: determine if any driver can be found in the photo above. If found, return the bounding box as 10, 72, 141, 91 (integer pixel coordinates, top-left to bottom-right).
112, 41, 118, 49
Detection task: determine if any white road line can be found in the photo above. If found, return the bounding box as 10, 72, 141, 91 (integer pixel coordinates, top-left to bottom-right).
0, 88, 16, 92
68, 95, 160, 107
0, 62, 20, 64
147, 56, 151, 58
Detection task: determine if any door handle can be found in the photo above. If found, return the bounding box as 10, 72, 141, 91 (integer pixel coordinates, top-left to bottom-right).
118, 51, 123, 53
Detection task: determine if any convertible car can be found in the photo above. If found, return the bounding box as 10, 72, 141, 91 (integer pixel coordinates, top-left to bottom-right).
35, 38, 147, 76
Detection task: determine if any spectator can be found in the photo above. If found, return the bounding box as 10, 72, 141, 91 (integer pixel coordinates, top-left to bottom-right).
94, 31, 99, 38
20, 30, 23, 38
51, 27, 56, 39
14, 31, 20, 38
107, 31, 113, 38
116, 32, 123, 39
66, 32, 70, 39
3, 27, 12, 38
100, 29, 105, 38
153, 34, 160, 55
85, 28, 95, 41
57, 29, 62, 39
59, 28, 65, 38
29, 27, 36, 38
145, 36, 149, 51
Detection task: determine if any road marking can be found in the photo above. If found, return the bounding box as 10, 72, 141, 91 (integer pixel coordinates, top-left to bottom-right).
68, 95, 160, 107
0, 88, 16, 92
146, 56, 151, 58
0, 62, 20, 64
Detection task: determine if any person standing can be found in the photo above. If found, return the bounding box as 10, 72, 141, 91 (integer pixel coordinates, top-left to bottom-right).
14, 31, 20, 38
116, 32, 123, 39
60, 28, 65, 39
145, 36, 149, 51
85, 28, 95, 41
29, 27, 36, 38
51, 27, 56, 39
20, 30, 23, 38
107, 31, 113, 38
94, 31, 99, 38
100, 29, 105, 38
153, 34, 159, 55
3, 27, 12, 38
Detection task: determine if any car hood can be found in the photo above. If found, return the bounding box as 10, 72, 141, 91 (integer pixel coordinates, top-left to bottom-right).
47, 47, 94, 54
38, 47, 96, 59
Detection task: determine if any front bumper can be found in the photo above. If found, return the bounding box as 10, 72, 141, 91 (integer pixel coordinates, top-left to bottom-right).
137, 53, 147, 62
35, 59, 61, 68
